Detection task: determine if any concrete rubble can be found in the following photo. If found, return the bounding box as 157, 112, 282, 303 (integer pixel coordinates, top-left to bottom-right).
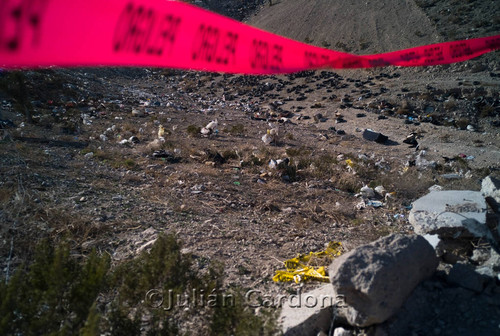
408, 190, 490, 239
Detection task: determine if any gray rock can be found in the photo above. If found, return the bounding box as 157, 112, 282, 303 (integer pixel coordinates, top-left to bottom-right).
482, 248, 500, 272
481, 176, 500, 211
481, 176, 500, 202
328, 234, 438, 327
409, 190, 489, 239
447, 263, 487, 293
279, 285, 336, 336
471, 248, 491, 264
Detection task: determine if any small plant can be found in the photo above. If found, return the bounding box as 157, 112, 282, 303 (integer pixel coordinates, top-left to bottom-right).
359, 41, 371, 50
123, 158, 136, 169
224, 124, 245, 136
304, 36, 313, 44
186, 125, 201, 137
0, 71, 33, 123
0, 240, 110, 335
455, 118, 469, 130
479, 105, 494, 117
222, 149, 239, 160
285, 146, 310, 157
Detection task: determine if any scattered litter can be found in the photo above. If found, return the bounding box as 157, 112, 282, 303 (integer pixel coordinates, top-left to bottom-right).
131, 108, 145, 117
403, 132, 419, 148
128, 136, 139, 144
415, 150, 436, 170
363, 129, 388, 144
158, 125, 165, 138
313, 113, 327, 122
441, 173, 462, 179
152, 150, 180, 163
356, 199, 366, 210
428, 185, 443, 192
366, 200, 384, 207
191, 184, 205, 194
201, 119, 218, 135
273, 242, 343, 283
233, 181, 241, 186
374, 186, 386, 196
360, 185, 376, 198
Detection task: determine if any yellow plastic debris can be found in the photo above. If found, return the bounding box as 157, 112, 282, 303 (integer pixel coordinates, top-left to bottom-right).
345, 159, 354, 168
273, 242, 343, 283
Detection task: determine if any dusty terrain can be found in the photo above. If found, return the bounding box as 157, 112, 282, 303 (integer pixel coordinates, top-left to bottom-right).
0, 0, 499, 335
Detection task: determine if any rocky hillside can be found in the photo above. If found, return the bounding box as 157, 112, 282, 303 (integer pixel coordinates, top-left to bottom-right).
246, 0, 500, 70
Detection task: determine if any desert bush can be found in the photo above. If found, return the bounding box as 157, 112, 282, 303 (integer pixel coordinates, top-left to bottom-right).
186, 125, 201, 137
1, 235, 279, 335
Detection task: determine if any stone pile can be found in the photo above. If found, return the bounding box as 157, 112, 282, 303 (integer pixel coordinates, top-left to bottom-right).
280, 175, 500, 335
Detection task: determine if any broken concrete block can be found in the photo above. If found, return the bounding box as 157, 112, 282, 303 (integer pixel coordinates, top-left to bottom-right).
279, 284, 336, 336
409, 190, 489, 239
328, 234, 438, 327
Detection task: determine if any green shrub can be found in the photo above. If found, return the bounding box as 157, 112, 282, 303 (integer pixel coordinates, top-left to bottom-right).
0, 240, 110, 335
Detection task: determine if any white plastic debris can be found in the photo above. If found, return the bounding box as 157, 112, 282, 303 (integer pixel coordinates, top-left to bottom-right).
374, 186, 386, 196
360, 185, 376, 198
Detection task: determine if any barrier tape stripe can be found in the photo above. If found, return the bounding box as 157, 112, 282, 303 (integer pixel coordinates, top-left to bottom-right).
0, 0, 498, 74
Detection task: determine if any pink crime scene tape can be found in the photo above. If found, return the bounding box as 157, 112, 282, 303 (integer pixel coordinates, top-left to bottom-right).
0, 0, 499, 74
